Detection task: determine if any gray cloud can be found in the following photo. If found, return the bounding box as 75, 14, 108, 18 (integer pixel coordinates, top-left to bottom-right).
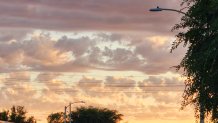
0, 32, 186, 74
104, 76, 136, 91
0, 0, 182, 35
55, 36, 95, 57
0, 33, 94, 73
134, 37, 186, 74
138, 76, 184, 104
0, 28, 31, 42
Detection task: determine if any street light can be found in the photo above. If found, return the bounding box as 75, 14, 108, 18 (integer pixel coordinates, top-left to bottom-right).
64, 101, 85, 123
149, 6, 186, 15
149, 6, 204, 123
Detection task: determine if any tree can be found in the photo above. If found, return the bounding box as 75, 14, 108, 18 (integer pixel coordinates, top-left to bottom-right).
26, 116, 37, 123
47, 112, 65, 123
172, 0, 218, 122
0, 110, 9, 121
0, 106, 36, 123
71, 107, 123, 123
47, 106, 123, 123
10, 106, 26, 123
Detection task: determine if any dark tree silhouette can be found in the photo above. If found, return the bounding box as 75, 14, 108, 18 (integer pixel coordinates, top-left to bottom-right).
71, 107, 123, 123
10, 106, 26, 123
172, 0, 218, 122
26, 116, 37, 123
0, 110, 9, 121
47, 112, 65, 123
0, 106, 36, 123
47, 106, 123, 123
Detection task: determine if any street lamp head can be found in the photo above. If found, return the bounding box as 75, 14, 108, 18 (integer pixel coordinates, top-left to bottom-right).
70, 101, 85, 104
149, 6, 162, 12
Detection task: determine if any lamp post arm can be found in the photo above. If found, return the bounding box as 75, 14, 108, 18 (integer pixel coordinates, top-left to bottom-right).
149, 6, 186, 15
161, 8, 186, 15
70, 101, 85, 105
68, 101, 85, 123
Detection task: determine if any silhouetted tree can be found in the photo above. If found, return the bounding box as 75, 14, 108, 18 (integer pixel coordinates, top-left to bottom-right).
0, 106, 36, 123
71, 107, 123, 123
47, 112, 65, 123
47, 106, 123, 123
26, 116, 37, 123
172, 0, 218, 122
10, 106, 26, 123
0, 110, 9, 121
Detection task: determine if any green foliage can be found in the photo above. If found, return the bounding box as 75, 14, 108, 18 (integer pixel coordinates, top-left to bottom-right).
47, 106, 123, 123
0, 106, 36, 123
172, 0, 218, 122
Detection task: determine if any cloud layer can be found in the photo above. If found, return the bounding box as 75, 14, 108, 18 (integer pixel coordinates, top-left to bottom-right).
0, 0, 182, 34
0, 32, 185, 74
0, 71, 192, 123
0, 0, 192, 123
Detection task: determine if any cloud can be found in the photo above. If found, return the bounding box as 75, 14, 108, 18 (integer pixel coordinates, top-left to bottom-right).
55, 36, 95, 57
0, 28, 31, 42
0, 72, 38, 105
0, 33, 94, 72
0, 31, 186, 75
138, 75, 185, 104
104, 76, 136, 91
0, 71, 190, 122
86, 34, 185, 74
134, 36, 186, 74
0, 0, 191, 122
0, 0, 182, 34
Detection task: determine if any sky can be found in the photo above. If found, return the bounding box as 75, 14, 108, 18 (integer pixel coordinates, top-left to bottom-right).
0, 0, 196, 123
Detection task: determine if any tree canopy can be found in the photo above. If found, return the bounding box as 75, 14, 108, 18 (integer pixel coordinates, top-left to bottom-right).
0, 106, 36, 123
71, 107, 123, 123
172, 0, 218, 122
47, 112, 65, 123
47, 106, 123, 123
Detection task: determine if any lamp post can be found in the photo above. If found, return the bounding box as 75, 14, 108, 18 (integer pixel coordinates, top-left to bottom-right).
64, 101, 85, 123
149, 6, 186, 15
149, 6, 204, 123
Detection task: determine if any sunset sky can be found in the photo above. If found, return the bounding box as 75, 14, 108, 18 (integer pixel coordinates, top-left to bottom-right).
0, 0, 196, 123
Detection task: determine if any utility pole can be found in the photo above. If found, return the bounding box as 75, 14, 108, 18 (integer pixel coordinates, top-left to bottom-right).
199, 87, 205, 123
200, 104, 205, 123
64, 106, 67, 123
64, 101, 85, 123
69, 102, 72, 123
